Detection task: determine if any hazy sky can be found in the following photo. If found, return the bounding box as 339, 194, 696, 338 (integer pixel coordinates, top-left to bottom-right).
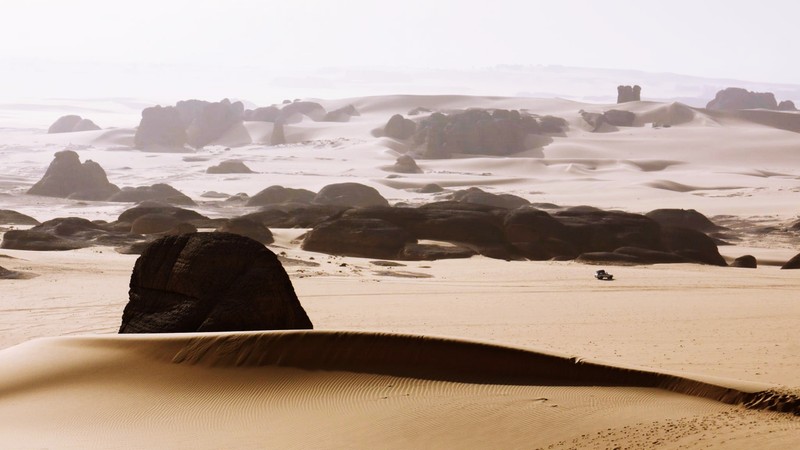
0, 0, 797, 101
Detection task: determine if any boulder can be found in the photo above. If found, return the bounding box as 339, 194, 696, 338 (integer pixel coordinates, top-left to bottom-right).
27, 150, 120, 200
130, 214, 181, 234
215, 217, 274, 245
659, 226, 727, 266
706, 88, 778, 110
1, 217, 140, 250
48, 115, 101, 133
0, 210, 39, 225
504, 207, 572, 260
603, 109, 636, 127
391, 155, 422, 174
302, 217, 414, 259
617, 85, 641, 103
313, 182, 389, 208
553, 209, 664, 254
116, 203, 210, 228
108, 183, 196, 206
384, 114, 417, 139
731, 255, 757, 268
645, 209, 721, 232
134, 105, 187, 149
185, 99, 245, 148
451, 187, 529, 209
777, 100, 798, 111
120, 232, 313, 333
242, 204, 346, 228
206, 160, 254, 174
246, 186, 317, 207
781, 253, 800, 269
47, 115, 82, 133
418, 183, 444, 193
323, 104, 359, 122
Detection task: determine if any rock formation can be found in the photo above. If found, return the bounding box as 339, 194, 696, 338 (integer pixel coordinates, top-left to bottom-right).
580, 110, 635, 131
1, 217, 141, 251
184, 99, 244, 148
108, 184, 196, 206
645, 209, 721, 232
206, 160, 255, 174
215, 217, 274, 245
134, 106, 187, 149
706, 88, 778, 110
312, 182, 389, 208
781, 253, 800, 269
27, 150, 120, 200
246, 186, 317, 207
119, 232, 313, 333
384, 114, 417, 139
0, 210, 39, 225
48, 115, 101, 133
617, 85, 642, 103
777, 100, 798, 111
450, 187, 529, 209
244, 106, 281, 122
278, 101, 326, 123
731, 255, 757, 268
302, 217, 414, 259
390, 155, 422, 174
323, 104, 359, 122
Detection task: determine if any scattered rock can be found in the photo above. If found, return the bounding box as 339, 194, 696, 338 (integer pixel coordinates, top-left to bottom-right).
48, 115, 101, 133
246, 186, 317, 207
731, 255, 757, 268
27, 150, 120, 200
108, 183, 196, 206
384, 114, 417, 139
120, 232, 313, 333
0, 210, 39, 225
206, 160, 254, 174
391, 154, 422, 174
313, 183, 389, 208
706, 88, 778, 111
215, 217, 274, 245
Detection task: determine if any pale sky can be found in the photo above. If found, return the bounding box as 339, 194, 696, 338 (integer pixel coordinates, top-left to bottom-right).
0, 0, 797, 100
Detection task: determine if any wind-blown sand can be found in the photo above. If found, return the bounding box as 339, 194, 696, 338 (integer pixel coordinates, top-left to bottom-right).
1, 94, 800, 447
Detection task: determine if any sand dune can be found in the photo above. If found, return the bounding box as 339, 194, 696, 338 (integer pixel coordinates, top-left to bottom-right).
0, 331, 797, 449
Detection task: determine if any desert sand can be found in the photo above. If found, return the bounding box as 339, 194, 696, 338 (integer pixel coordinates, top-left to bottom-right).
1, 94, 800, 448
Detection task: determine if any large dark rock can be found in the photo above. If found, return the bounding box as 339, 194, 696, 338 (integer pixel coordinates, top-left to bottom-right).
246, 186, 317, 207
659, 226, 727, 266
731, 255, 757, 268
781, 253, 800, 269
134, 105, 187, 149
553, 209, 664, 254
116, 203, 210, 228
451, 187, 529, 209
27, 150, 120, 200
313, 183, 389, 208
706, 88, 779, 111
645, 209, 721, 232
324, 104, 359, 122
120, 232, 313, 333
206, 160, 254, 174
0, 210, 39, 225
242, 204, 346, 228
48, 115, 101, 133
108, 183, 196, 206
185, 99, 245, 148
603, 109, 636, 127
130, 214, 182, 235
504, 207, 573, 260
303, 218, 414, 259
384, 114, 417, 139
617, 85, 641, 103
1, 217, 141, 250
412, 109, 559, 158
215, 217, 274, 245
777, 100, 798, 111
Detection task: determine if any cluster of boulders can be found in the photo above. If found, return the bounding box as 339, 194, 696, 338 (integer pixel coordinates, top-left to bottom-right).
26, 150, 195, 205
244, 101, 359, 124
706, 88, 799, 111
134, 98, 245, 150
383, 109, 568, 158
617, 85, 642, 103
580, 109, 637, 131
47, 115, 101, 133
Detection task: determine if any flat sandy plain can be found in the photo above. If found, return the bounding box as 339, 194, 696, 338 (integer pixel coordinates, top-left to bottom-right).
1, 95, 799, 448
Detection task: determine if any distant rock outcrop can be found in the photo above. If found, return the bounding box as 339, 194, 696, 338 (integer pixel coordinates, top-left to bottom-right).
27, 150, 120, 200
1, 217, 141, 251
580, 110, 635, 131
0, 210, 39, 225
312, 182, 389, 208
323, 104, 359, 122
731, 255, 757, 268
706, 88, 778, 110
206, 160, 254, 174
48, 115, 101, 133
108, 183, 196, 206
134, 106, 187, 149
450, 187, 529, 209
384, 114, 417, 140
246, 185, 317, 207
777, 100, 798, 111
244, 106, 281, 122
183, 99, 244, 148
617, 85, 641, 103
391, 154, 422, 174
120, 232, 313, 333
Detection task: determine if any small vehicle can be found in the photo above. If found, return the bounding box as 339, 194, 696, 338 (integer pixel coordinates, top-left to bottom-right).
594, 269, 614, 280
